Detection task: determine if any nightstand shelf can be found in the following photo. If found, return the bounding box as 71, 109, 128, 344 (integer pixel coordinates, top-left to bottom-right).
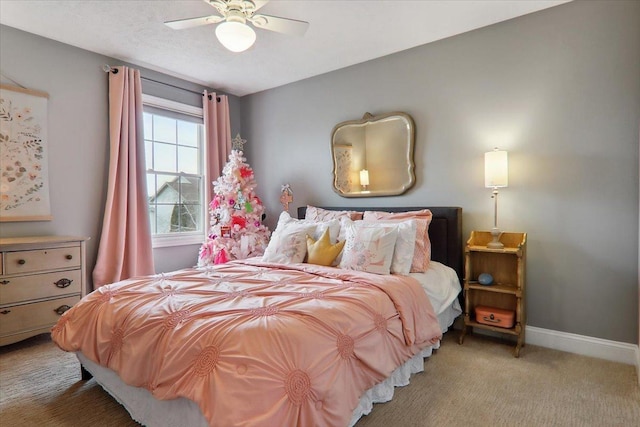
466, 283, 522, 295
466, 245, 521, 254
459, 231, 527, 357
464, 320, 521, 336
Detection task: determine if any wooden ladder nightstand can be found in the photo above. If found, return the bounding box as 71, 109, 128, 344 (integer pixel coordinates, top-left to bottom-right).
458, 231, 527, 357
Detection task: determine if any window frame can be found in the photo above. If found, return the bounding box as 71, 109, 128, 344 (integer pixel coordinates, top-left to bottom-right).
142, 94, 206, 248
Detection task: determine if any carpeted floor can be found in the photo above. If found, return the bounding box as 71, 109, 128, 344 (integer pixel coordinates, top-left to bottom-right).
1, 331, 638, 426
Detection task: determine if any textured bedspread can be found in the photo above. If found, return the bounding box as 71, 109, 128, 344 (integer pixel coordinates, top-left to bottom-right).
52, 259, 442, 427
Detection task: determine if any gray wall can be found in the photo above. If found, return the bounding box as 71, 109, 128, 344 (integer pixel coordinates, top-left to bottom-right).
241, 1, 640, 343
0, 25, 242, 285
1, 1, 637, 345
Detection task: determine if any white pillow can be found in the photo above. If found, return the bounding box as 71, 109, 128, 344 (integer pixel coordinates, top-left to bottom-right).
339, 219, 399, 275
279, 211, 341, 242
262, 213, 316, 264
377, 219, 417, 275
262, 212, 341, 264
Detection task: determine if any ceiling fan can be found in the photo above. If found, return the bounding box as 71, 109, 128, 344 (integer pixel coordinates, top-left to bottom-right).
164, 0, 310, 53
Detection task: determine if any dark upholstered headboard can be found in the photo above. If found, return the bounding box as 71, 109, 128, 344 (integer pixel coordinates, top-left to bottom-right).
296, 206, 463, 284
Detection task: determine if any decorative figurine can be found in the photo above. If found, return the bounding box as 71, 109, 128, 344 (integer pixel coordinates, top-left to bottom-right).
280, 183, 293, 212
478, 273, 494, 286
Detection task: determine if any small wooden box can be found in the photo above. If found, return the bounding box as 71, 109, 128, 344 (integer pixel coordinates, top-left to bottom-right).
475, 305, 515, 329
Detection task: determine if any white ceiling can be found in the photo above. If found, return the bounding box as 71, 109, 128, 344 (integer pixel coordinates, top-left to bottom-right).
0, 0, 569, 97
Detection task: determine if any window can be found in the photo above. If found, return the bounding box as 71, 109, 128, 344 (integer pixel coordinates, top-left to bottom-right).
142, 95, 205, 247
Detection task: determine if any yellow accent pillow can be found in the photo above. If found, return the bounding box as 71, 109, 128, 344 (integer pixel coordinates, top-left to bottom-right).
306, 228, 345, 266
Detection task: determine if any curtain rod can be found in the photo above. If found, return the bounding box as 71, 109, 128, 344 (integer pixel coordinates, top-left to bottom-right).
102, 65, 220, 101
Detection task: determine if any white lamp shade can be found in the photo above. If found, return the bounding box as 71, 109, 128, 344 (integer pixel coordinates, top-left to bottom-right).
485, 150, 508, 188
215, 21, 256, 52
359, 169, 370, 186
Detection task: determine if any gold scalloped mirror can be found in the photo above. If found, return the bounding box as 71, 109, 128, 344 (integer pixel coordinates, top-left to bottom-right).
331, 112, 415, 197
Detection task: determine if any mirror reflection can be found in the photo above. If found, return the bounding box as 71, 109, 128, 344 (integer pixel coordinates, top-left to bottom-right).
331, 112, 415, 197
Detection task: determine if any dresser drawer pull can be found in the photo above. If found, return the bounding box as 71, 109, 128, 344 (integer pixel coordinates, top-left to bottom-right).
17, 259, 26, 265
54, 305, 72, 315
66, 254, 73, 260
54, 278, 73, 288
0, 280, 9, 285
1, 309, 11, 315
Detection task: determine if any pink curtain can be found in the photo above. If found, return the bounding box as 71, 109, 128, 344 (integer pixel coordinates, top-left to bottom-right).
203, 91, 231, 229
93, 66, 155, 289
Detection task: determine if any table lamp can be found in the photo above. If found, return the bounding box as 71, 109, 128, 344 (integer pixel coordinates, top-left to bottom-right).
360, 169, 369, 191
484, 148, 508, 249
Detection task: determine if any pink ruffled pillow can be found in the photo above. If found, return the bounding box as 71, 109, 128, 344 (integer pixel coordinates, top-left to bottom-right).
363, 209, 433, 272
305, 205, 363, 222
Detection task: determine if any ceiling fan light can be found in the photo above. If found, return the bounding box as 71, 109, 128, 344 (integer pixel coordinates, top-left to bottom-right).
215, 21, 256, 53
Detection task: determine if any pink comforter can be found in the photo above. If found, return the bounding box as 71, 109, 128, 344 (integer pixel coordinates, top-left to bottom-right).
52, 259, 442, 427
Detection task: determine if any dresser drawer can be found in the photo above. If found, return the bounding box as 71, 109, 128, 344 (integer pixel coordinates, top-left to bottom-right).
4, 246, 81, 275
0, 295, 80, 336
0, 269, 82, 305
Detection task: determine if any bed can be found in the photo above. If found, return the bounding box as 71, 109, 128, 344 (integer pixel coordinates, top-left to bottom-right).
52, 206, 462, 427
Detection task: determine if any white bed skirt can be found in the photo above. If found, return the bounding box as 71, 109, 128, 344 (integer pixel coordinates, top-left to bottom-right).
348, 301, 459, 426
77, 302, 460, 427
78, 341, 441, 427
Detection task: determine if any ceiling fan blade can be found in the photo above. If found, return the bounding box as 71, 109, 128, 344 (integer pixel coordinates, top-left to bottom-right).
164, 14, 224, 30
249, 14, 309, 36
252, 1, 270, 12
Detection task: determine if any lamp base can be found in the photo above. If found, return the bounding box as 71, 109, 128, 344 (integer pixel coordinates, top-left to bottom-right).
487, 227, 504, 249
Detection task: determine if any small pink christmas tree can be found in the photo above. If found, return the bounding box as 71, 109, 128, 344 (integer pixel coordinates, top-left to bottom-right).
198, 149, 270, 266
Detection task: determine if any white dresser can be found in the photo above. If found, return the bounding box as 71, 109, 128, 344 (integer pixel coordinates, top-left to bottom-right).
0, 236, 88, 346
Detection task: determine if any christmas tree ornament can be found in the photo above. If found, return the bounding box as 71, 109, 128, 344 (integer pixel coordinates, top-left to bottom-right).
231, 133, 246, 151
214, 249, 228, 264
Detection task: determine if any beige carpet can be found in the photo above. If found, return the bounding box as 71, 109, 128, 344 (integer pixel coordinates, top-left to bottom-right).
1, 332, 638, 426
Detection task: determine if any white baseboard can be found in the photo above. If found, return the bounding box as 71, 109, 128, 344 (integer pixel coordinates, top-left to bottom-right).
453, 322, 638, 367
525, 326, 638, 366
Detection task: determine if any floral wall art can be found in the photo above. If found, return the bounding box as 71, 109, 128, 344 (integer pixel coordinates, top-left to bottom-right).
0, 84, 52, 221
